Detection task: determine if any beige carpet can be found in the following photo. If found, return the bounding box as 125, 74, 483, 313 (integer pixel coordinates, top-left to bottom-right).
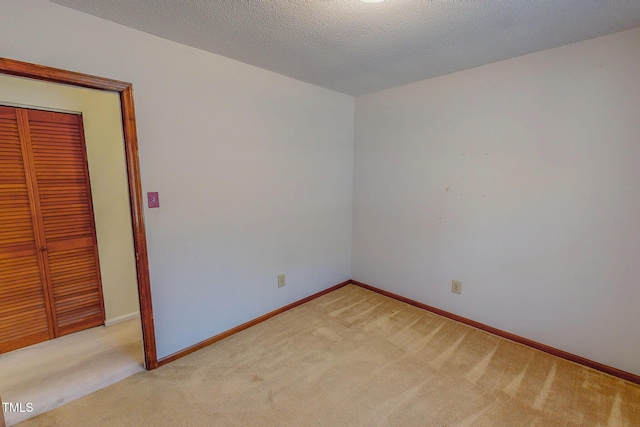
16, 285, 640, 426
2, 318, 144, 426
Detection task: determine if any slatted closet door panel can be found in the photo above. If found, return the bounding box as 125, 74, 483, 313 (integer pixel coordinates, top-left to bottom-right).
26, 109, 105, 336
0, 106, 53, 353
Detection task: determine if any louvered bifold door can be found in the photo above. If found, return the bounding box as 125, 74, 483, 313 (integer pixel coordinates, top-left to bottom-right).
0, 106, 53, 352
25, 109, 105, 336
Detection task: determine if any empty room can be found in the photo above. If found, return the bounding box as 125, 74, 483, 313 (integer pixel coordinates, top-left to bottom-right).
1, 1, 639, 426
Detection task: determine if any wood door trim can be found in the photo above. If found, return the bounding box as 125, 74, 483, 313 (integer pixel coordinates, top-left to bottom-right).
120, 86, 157, 369
0, 57, 158, 369
0, 58, 130, 92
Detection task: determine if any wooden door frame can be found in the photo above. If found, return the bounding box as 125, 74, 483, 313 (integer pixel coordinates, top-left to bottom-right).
0, 57, 158, 369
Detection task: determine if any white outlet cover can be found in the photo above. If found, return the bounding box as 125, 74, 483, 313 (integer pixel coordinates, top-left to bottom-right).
452, 280, 462, 295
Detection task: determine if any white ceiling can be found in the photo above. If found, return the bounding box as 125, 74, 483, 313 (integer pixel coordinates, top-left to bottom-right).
52, 0, 640, 96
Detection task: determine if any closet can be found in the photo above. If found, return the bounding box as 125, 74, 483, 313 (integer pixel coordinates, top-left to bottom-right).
0, 105, 104, 353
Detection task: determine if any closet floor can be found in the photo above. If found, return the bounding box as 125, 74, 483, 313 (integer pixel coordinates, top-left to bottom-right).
0, 318, 144, 426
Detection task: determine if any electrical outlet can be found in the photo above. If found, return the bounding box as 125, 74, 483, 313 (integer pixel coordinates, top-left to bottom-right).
278, 274, 286, 288
452, 280, 462, 295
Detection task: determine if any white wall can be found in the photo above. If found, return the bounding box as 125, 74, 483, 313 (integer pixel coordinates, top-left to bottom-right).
0, 74, 140, 324
353, 27, 640, 375
4, 0, 637, 377
0, 0, 354, 359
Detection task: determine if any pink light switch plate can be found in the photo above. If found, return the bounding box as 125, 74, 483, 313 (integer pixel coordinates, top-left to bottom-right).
147, 192, 159, 208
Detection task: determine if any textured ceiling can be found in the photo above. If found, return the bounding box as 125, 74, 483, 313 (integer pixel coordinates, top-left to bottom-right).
52, 0, 640, 96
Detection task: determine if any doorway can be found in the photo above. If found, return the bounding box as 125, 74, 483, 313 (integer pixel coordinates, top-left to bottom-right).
0, 57, 157, 369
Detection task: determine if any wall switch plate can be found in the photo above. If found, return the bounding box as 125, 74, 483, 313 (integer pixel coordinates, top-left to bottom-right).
452, 280, 462, 295
147, 192, 159, 208
278, 274, 286, 288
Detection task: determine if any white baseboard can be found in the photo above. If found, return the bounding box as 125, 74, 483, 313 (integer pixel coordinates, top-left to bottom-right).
104, 312, 140, 327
